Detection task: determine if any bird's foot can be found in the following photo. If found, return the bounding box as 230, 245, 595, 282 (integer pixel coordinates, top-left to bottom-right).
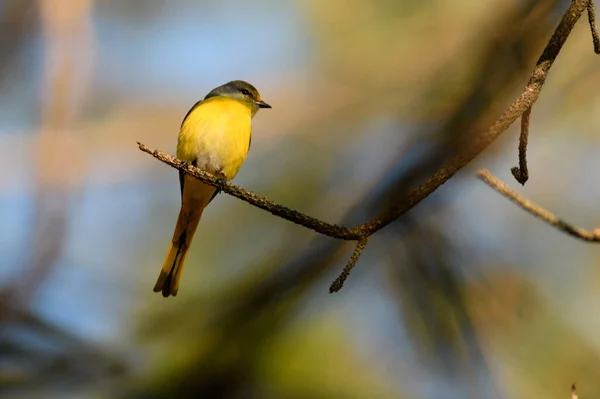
215, 171, 228, 191
180, 160, 193, 170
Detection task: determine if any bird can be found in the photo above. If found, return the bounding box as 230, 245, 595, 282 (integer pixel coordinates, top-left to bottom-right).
153, 80, 271, 297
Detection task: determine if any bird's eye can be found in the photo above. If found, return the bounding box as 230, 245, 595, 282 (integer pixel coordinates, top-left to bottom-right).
241, 89, 250, 96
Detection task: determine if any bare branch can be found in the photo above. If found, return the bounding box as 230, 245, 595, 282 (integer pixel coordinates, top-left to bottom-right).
478, 169, 600, 242
511, 106, 532, 185
138, 143, 361, 241
329, 238, 368, 293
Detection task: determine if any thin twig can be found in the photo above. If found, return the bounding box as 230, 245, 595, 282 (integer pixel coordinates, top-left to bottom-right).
478, 169, 600, 242
511, 106, 531, 185
588, 0, 600, 53
329, 237, 368, 293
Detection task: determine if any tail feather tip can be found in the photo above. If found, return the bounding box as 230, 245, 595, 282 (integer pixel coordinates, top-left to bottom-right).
153, 269, 178, 298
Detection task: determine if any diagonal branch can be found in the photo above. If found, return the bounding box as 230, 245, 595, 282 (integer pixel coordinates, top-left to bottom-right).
478, 169, 600, 242
139, 0, 599, 291
138, 143, 361, 240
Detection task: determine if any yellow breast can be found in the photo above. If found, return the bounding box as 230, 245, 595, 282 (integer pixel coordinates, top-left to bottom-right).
177, 97, 252, 180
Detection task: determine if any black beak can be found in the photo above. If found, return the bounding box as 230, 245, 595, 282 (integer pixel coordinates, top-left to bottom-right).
255, 100, 272, 109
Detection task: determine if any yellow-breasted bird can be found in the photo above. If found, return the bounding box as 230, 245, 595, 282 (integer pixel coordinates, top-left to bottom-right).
153, 80, 271, 297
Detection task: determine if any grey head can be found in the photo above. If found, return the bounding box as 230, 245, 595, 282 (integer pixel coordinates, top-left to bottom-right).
204, 80, 271, 114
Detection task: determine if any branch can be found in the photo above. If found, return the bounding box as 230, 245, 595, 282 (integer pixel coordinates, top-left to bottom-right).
329, 237, 368, 293
139, 0, 599, 291
478, 169, 600, 242
138, 143, 361, 241
511, 106, 531, 185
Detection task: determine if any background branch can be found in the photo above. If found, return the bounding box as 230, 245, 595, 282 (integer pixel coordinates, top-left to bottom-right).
478, 169, 600, 242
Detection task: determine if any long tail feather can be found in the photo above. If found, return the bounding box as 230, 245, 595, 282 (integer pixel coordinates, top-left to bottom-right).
154, 179, 216, 297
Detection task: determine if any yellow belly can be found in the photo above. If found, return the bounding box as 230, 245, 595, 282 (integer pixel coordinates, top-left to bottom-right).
177, 97, 252, 180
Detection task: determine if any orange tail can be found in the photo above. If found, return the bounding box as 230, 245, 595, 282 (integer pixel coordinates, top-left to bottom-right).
153, 207, 202, 297
154, 178, 216, 297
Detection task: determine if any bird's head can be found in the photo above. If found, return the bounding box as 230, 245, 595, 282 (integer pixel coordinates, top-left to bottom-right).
205, 80, 271, 116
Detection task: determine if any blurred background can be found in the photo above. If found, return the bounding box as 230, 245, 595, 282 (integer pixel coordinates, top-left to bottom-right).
2, 0, 600, 398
